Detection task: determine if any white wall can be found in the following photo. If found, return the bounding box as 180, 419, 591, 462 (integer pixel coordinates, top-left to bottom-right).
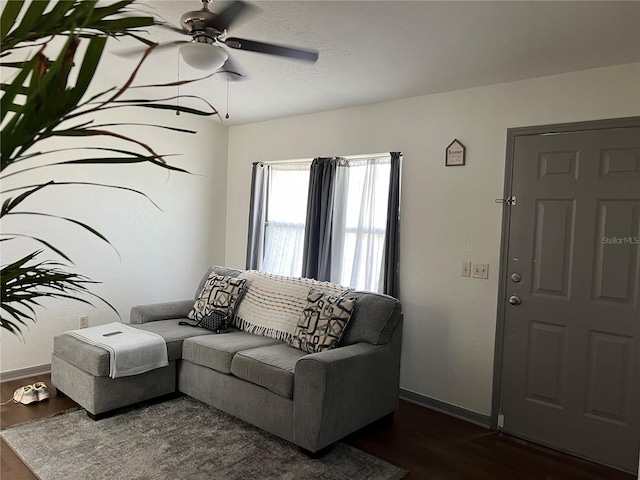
225, 63, 640, 415
0, 74, 229, 373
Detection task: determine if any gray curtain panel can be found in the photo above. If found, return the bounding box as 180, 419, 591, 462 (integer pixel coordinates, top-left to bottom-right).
301, 157, 338, 281
246, 162, 269, 270
383, 152, 402, 297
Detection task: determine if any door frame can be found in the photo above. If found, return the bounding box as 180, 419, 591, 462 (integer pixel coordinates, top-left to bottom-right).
490, 115, 640, 430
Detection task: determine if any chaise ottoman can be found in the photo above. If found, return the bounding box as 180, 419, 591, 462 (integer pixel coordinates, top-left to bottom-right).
51, 319, 212, 419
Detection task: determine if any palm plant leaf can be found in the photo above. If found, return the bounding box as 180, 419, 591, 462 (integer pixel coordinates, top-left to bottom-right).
0, 0, 220, 336
3, 211, 116, 254
0, 1, 24, 44
1, 251, 118, 335
2, 180, 163, 210
1, 234, 74, 263
1, 154, 183, 180
1, 0, 155, 51
1, 182, 50, 216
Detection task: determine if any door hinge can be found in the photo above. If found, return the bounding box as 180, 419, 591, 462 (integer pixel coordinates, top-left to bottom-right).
495, 196, 517, 206
497, 413, 505, 429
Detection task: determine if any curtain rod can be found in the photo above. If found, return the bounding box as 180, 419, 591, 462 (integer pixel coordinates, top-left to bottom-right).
261, 152, 392, 166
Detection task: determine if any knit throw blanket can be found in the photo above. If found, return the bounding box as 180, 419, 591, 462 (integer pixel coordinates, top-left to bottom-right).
233, 271, 350, 342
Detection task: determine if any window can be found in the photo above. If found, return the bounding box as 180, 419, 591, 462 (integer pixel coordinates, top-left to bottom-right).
262, 163, 310, 277
247, 153, 401, 295
331, 158, 391, 291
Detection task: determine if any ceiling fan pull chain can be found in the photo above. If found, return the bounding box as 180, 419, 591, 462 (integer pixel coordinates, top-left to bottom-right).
225, 76, 230, 120
176, 50, 181, 116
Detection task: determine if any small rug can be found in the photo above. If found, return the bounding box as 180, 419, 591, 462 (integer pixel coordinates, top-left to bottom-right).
1, 396, 408, 480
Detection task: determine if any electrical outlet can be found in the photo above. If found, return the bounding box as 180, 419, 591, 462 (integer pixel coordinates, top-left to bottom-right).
472, 262, 489, 279
461, 261, 471, 277
79, 315, 89, 328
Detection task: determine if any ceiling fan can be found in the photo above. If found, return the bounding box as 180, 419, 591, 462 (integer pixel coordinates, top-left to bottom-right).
124, 0, 319, 73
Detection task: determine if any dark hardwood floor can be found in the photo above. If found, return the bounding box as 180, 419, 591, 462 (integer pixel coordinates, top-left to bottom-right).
1, 374, 77, 480
0, 374, 635, 480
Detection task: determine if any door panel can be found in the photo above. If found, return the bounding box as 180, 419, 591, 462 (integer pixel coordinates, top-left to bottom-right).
525, 321, 568, 407
600, 148, 640, 176
532, 199, 575, 296
499, 125, 640, 473
593, 201, 640, 305
585, 331, 633, 425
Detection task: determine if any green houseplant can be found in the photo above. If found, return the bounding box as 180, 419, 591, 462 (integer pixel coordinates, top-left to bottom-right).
1, 0, 218, 335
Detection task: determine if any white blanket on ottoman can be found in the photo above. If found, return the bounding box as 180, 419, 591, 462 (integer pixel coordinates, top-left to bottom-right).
234, 271, 350, 342
66, 323, 168, 378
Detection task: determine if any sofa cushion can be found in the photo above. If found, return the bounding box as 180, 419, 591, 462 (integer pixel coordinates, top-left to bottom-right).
132, 320, 215, 362
340, 291, 402, 346
53, 319, 211, 377
188, 273, 246, 322
230, 344, 307, 398
182, 330, 281, 374
288, 288, 356, 353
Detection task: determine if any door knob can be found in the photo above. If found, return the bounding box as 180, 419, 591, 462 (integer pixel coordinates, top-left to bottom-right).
508, 295, 521, 306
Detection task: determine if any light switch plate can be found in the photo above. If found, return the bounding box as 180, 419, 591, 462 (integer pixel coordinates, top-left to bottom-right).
472, 262, 489, 279
461, 261, 471, 277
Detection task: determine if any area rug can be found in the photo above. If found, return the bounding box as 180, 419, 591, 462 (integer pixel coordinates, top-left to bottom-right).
1, 396, 408, 480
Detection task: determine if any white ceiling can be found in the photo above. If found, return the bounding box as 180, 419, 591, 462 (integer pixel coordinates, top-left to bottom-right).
110, 1, 640, 126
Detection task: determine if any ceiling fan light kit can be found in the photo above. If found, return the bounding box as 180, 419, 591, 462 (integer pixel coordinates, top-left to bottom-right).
180, 42, 228, 70
120, 1, 318, 78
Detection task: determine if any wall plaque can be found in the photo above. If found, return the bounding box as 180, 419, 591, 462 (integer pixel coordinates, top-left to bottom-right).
446, 139, 466, 166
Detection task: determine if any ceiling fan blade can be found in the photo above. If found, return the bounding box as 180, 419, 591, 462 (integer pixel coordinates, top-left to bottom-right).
210, 1, 254, 31
224, 37, 318, 63
113, 40, 190, 58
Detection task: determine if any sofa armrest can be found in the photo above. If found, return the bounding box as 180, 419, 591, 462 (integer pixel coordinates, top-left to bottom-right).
293, 319, 402, 452
129, 300, 194, 324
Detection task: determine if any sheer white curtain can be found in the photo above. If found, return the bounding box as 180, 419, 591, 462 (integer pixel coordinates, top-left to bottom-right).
261, 163, 310, 277
330, 156, 391, 292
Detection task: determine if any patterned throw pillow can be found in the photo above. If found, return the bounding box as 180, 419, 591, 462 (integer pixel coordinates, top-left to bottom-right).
288, 288, 356, 354
188, 274, 247, 322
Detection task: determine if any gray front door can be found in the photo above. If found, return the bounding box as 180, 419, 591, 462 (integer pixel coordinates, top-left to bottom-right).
498, 119, 640, 472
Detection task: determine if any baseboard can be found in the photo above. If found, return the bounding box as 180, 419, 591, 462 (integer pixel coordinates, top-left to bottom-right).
399, 388, 492, 428
1, 364, 51, 383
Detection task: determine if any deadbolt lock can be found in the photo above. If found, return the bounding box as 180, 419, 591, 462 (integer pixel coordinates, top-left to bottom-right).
511, 273, 522, 283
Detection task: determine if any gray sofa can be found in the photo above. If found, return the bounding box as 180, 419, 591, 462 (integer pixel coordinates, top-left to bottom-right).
52, 266, 403, 453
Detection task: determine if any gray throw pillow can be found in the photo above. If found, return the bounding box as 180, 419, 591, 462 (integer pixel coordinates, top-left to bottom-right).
288, 288, 356, 353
